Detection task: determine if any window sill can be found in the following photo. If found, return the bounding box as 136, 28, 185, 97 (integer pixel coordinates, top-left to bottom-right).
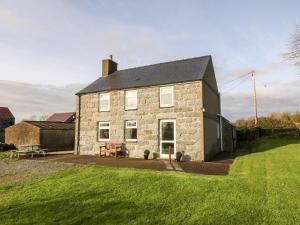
160, 105, 174, 108
125, 108, 137, 111
98, 139, 110, 142
125, 140, 138, 143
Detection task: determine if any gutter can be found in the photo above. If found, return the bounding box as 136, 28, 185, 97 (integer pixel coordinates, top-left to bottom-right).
76, 95, 81, 155
218, 92, 224, 152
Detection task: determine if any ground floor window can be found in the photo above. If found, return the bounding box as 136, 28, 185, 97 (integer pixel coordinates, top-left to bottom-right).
125, 120, 137, 141
98, 122, 110, 141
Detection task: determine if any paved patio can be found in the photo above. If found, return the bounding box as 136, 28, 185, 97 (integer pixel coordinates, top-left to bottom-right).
30, 150, 246, 175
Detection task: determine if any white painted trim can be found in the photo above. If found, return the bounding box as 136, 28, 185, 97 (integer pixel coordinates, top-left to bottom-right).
98, 121, 110, 141
125, 120, 137, 142
160, 86, 174, 108
159, 119, 176, 158
99, 93, 110, 112
125, 90, 138, 110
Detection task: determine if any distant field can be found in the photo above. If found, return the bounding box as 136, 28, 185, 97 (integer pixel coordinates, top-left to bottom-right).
0, 138, 299, 225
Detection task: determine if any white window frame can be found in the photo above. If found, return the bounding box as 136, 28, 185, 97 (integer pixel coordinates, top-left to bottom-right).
125, 90, 138, 110
160, 86, 174, 108
125, 120, 137, 142
99, 93, 110, 112
159, 119, 176, 158
98, 122, 110, 141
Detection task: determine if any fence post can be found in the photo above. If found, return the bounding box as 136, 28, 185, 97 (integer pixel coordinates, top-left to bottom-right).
168, 146, 171, 163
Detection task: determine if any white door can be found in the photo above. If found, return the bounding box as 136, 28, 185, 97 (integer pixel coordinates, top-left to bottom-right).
160, 119, 176, 158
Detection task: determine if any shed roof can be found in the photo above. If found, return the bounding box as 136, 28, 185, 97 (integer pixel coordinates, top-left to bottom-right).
47, 112, 75, 122
0, 107, 14, 120
77, 55, 211, 95
25, 121, 75, 130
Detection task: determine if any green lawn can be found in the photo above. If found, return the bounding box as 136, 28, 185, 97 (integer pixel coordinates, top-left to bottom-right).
0, 138, 299, 225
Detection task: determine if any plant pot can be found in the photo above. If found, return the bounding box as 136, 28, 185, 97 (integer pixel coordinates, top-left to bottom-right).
153, 152, 159, 159
176, 152, 182, 162
144, 155, 149, 160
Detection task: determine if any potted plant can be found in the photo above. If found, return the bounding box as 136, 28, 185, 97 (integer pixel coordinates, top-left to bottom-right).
144, 150, 150, 160
153, 152, 159, 159
176, 151, 182, 162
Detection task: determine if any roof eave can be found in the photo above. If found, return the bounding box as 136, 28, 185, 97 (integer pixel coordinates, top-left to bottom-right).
75, 79, 204, 96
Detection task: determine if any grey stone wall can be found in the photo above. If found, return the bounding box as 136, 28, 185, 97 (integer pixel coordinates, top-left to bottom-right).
202, 81, 220, 160
75, 81, 205, 161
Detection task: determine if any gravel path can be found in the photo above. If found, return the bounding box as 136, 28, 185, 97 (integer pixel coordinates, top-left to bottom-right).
0, 160, 78, 185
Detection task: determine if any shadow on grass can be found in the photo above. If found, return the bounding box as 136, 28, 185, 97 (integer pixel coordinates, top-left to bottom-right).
249, 137, 299, 154
213, 137, 300, 163
0, 189, 169, 225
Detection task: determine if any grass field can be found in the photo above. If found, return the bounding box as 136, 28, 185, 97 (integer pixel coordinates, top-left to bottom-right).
0, 138, 299, 225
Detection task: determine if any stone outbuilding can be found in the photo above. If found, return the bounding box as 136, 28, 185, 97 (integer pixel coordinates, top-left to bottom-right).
5, 121, 75, 150
0, 107, 15, 143
75, 55, 235, 161
220, 117, 237, 152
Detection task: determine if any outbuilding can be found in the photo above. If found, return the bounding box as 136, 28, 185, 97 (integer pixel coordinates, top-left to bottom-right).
0, 107, 15, 143
5, 121, 74, 150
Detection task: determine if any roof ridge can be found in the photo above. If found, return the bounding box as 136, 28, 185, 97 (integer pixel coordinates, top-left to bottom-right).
113, 55, 211, 74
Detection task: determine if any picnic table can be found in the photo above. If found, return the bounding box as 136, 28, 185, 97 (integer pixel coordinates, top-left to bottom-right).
10, 144, 48, 159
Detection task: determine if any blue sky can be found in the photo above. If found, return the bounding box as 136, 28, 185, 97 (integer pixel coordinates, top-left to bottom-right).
0, 0, 299, 121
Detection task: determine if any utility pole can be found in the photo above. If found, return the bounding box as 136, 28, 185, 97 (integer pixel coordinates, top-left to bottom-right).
251, 70, 258, 126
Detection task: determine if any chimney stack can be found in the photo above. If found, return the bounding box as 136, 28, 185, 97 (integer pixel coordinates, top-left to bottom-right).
102, 55, 117, 77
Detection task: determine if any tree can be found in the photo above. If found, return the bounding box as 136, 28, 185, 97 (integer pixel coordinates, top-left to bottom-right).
285, 25, 300, 69
39, 115, 49, 121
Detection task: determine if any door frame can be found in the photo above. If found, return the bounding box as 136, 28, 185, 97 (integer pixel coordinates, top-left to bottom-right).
159, 119, 176, 158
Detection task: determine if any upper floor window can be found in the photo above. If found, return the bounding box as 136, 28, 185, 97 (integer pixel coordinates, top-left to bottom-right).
125, 90, 137, 110
160, 86, 174, 107
98, 122, 110, 141
99, 93, 110, 111
125, 120, 137, 141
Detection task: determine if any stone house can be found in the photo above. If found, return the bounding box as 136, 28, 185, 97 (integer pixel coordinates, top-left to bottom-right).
0, 107, 15, 143
75, 55, 234, 161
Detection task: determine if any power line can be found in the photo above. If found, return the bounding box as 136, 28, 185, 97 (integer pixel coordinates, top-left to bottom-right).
221, 75, 250, 94
219, 72, 252, 88
220, 70, 259, 126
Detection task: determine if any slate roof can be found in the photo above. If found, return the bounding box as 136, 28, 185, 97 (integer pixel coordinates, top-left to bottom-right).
0, 107, 14, 120
47, 112, 75, 122
25, 121, 75, 130
77, 55, 211, 95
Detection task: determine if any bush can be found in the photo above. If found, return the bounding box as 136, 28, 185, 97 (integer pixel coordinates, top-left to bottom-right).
0, 143, 15, 151
237, 127, 299, 142
144, 150, 150, 160
144, 150, 150, 155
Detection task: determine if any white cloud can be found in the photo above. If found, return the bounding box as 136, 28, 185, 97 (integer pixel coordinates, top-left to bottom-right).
0, 80, 86, 122
0, 9, 26, 27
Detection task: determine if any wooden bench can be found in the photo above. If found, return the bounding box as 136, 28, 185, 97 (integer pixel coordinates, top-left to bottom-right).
99, 142, 123, 159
